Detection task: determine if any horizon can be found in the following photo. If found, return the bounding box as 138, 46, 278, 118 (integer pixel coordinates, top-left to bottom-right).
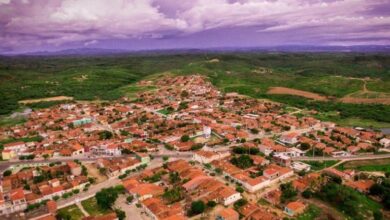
1, 0, 390, 54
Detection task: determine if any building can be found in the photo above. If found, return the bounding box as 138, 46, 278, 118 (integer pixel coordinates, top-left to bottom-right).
284, 201, 306, 216
67, 161, 82, 176
192, 150, 230, 164
216, 208, 239, 220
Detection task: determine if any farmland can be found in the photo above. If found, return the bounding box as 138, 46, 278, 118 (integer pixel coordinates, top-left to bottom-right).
0, 52, 389, 128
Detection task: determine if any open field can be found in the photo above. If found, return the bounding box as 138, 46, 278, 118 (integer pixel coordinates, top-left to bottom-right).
337, 158, 390, 172
18, 95, 74, 104
81, 197, 111, 216
267, 87, 328, 101
1, 53, 389, 128
57, 204, 84, 220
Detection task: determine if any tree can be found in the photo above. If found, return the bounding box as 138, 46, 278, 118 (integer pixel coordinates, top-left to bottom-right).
181, 135, 190, 142
207, 200, 217, 208
43, 154, 50, 160
180, 90, 189, 98
95, 187, 119, 210
250, 128, 259, 134
230, 155, 254, 169
163, 156, 169, 162
126, 195, 134, 203
163, 187, 183, 204
169, 172, 181, 184
300, 142, 311, 151
280, 182, 297, 203
236, 186, 244, 193
115, 209, 126, 220
3, 170, 11, 176
189, 200, 205, 216
99, 130, 113, 140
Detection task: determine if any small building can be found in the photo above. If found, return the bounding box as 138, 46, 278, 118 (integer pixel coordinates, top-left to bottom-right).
2, 149, 16, 160
284, 201, 306, 216
216, 208, 239, 220
380, 138, 390, 148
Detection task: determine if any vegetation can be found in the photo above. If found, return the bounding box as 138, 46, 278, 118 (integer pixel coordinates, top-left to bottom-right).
338, 159, 390, 172
163, 187, 184, 203
369, 178, 390, 209
303, 160, 339, 171
188, 200, 205, 216
230, 154, 254, 169
56, 205, 84, 220
280, 182, 298, 203
95, 186, 124, 210
296, 204, 321, 220
1, 53, 389, 128
316, 181, 381, 220
81, 197, 111, 216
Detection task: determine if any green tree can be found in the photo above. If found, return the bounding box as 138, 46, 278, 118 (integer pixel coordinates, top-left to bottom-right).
115, 209, 126, 220
99, 130, 113, 140
3, 170, 11, 176
189, 200, 205, 216
95, 187, 119, 210
181, 135, 190, 142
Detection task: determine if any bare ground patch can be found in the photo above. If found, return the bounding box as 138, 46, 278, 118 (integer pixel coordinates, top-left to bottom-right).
267, 87, 328, 101
84, 163, 107, 183
19, 96, 74, 104
339, 96, 390, 104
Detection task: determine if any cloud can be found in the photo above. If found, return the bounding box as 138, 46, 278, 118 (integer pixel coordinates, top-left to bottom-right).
0, 0, 389, 52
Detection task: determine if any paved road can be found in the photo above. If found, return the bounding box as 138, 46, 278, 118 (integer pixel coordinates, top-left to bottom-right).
0, 151, 193, 172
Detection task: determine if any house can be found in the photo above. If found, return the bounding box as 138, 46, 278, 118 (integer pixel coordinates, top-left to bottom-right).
216, 208, 239, 220
284, 201, 306, 216
128, 183, 164, 201
290, 161, 311, 172
67, 161, 82, 176
2, 149, 16, 160
380, 138, 390, 148
3, 141, 26, 153
346, 180, 375, 193
192, 150, 230, 164
273, 154, 291, 167
279, 132, 299, 145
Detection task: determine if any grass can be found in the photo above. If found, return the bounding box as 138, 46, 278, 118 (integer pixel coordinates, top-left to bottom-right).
157, 108, 174, 115
303, 160, 339, 171
57, 205, 85, 220
81, 197, 111, 216
337, 158, 390, 172
296, 204, 321, 220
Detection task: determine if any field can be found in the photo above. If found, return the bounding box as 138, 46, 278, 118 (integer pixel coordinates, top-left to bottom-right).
57, 205, 84, 220
0, 53, 389, 128
302, 160, 339, 171
337, 158, 390, 172
267, 87, 328, 101
81, 197, 111, 216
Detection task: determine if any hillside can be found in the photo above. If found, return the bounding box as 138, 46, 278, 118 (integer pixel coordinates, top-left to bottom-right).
0, 52, 389, 128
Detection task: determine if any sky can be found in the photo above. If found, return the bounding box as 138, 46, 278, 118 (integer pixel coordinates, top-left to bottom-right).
0, 0, 389, 53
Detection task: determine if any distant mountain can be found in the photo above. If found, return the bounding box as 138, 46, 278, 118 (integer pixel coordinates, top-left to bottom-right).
7, 45, 390, 56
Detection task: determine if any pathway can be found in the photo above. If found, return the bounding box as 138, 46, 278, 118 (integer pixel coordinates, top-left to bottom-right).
76, 202, 89, 217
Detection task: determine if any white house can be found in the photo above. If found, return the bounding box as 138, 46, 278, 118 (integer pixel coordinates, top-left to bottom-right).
380, 138, 390, 148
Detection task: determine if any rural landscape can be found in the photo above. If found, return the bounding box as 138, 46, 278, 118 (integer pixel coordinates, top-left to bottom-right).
1, 0, 390, 220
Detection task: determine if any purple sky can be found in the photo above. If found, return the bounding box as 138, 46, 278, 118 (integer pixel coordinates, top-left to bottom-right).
0, 0, 389, 53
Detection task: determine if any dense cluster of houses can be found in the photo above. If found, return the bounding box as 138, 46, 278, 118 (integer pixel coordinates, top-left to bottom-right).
0, 75, 389, 219
0, 161, 88, 216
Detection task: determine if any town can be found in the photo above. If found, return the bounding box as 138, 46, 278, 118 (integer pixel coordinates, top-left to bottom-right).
0, 75, 389, 220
